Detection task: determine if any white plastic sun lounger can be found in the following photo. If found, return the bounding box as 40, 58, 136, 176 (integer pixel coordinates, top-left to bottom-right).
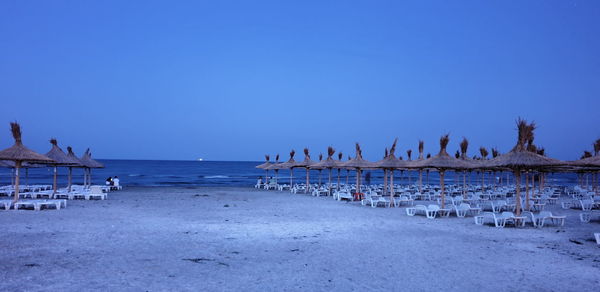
0, 199, 12, 210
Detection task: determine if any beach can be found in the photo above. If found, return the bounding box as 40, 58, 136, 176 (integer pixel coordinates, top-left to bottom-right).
1, 186, 599, 291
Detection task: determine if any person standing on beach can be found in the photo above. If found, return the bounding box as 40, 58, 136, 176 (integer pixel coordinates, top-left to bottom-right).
113, 176, 120, 187
365, 172, 372, 186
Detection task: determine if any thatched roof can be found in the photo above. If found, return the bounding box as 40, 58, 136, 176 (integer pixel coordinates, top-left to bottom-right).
45, 138, 82, 166
412, 135, 476, 170
486, 119, 564, 169
293, 148, 317, 168
65, 146, 86, 168
311, 146, 340, 169
342, 143, 375, 169
568, 155, 600, 168
0, 122, 54, 163
79, 148, 105, 168
374, 139, 410, 169
268, 150, 296, 169
255, 154, 272, 169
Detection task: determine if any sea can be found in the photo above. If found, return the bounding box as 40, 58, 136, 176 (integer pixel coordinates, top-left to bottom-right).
0, 159, 585, 187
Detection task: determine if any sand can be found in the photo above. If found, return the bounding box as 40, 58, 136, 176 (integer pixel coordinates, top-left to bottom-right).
1, 187, 599, 291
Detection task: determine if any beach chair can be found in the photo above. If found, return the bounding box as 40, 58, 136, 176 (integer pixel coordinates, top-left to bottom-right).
454, 203, 481, 218
85, 186, 107, 200
13, 200, 40, 211
0, 199, 12, 210
394, 195, 414, 207
474, 212, 506, 228
579, 199, 594, 211
536, 211, 566, 227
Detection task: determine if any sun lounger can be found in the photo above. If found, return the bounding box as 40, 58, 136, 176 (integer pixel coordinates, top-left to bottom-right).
474, 212, 506, 228
0, 199, 12, 210
406, 204, 440, 219
535, 211, 566, 227
85, 186, 107, 200
454, 203, 481, 218
393, 195, 414, 207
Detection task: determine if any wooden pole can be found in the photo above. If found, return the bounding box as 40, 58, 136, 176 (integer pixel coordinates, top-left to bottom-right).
68, 167, 73, 192
383, 169, 388, 197
524, 172, 528, 209
440, 170, 445, 209
515, 169, 522, 216
305, 168, 309, 194
13, 161, 21, 202
53, 166, 58, 194
389, 169, 394, 207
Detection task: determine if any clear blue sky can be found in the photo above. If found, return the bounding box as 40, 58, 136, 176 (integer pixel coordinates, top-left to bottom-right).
1, 0, 599, 161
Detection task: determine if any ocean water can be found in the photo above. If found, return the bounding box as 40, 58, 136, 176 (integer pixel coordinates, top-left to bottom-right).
0, 159, 584, 187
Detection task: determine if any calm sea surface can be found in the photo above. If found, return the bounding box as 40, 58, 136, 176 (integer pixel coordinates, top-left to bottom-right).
0, 160, 583, 187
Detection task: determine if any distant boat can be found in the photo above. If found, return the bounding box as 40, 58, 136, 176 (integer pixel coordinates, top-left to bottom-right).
197, 158, 204, 161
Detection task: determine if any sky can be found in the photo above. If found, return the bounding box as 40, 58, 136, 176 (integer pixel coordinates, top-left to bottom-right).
1, 0, 599, 161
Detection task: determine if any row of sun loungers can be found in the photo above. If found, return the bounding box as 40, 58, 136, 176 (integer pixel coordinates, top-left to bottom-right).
0, 185, 119, 211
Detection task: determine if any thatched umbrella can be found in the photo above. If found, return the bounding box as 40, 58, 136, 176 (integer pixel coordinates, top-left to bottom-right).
342, 143, 375, 195
255, 155, 272, 182
486, 119, 564, 216
65, 147, 85, 191
311, 147, 339, 195
479, 147, 489, 191
417, 140, 424, 193
45, 139, 82, 194
264, 154, 281, 184
0, 122, 54, 202
336, 152, 343, 190
375, 139, 410, 205
268, 150, 296, 188
413, 135, 475, 209
293, 148, 316, 194
79, 148, 105, 187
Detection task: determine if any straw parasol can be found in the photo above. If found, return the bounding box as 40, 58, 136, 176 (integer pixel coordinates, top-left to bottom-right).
342, 143, 375, 195
374, 139, 410, 204
79, 148, 105, 187
336, 152, 343, 190
66, 146, 85, 191
293, 148, 316, 194
255, 155, 272, 182
485, 119, 565, 215
268, 150, 296, 188
311, 146, 339, 195
45, 138, 82, 194
0, 122, 54, 202
264, 154, 281, 184
412, 134, 475, 208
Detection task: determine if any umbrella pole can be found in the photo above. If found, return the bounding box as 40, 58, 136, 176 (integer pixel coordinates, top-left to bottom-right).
346, 170, 349, 185
390, 170, 394, 207
275, 170, 279, 185
481, 171, 484, 193
357, 168, 361, 194
53, 166, 58, 194
463, 171, 467, 199
305, 168, 309, 194
515, 169, 522, 216
383, 169, 388, 197
68, 167, 72, 192
440, 170, 445, 209
337, 169, 340, 191
525, 172, 530, 210
328, 168, 332, 195
418, 170, 422, 194
25, 168, 29, 186
290, 169, 294, 190
318, 170, 322, 188
13, 161, 21, 202
426, 170, 429, 186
